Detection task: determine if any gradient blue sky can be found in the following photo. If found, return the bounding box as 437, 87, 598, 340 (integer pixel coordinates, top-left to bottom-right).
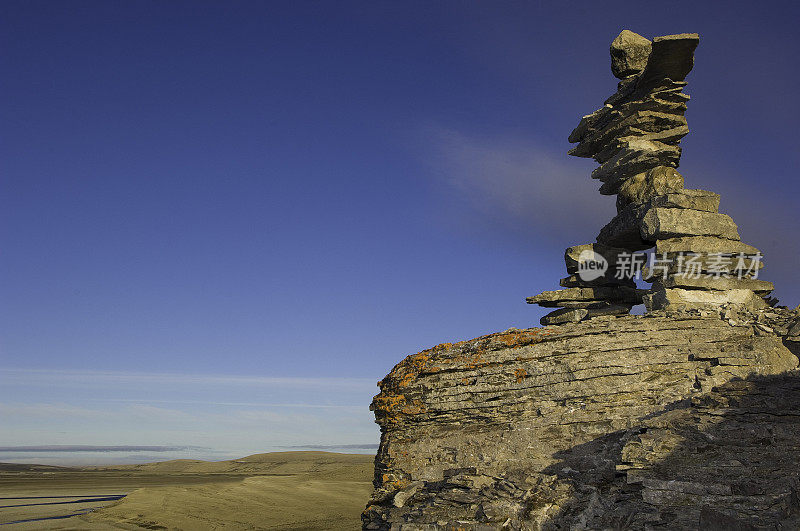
2, 1, 798, 463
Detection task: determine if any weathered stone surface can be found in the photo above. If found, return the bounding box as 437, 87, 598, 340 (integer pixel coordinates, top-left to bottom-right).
655, 236, 760, 255
526, 287, 645, 308
367, 27, 796, 531
365, 311, 800, 529
570, 32, 698, 202
592, 139, 682, 194
541, 304, 633, 326
619, 372, 800, 529
644, 287, 767, 311
571, 111, 687, 161
568, 105, 613, 144
540, 307, 588, 325
637, 33, 700, 89
641, 207, 740, 241
659, 275, 774, 294
646, 187, 719, 212
599, 194, 732, 251
617, 166, 685, 208
610, 30, 651, 79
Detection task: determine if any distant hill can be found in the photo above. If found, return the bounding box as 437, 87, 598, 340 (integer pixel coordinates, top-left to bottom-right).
0, 462, 74, 472
85, 450, 373, 480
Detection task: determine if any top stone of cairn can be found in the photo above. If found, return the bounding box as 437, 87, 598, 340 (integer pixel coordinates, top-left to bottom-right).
610, 30, 651, 78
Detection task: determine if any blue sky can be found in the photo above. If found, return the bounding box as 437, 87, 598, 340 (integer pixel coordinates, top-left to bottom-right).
1, 1, 798, 463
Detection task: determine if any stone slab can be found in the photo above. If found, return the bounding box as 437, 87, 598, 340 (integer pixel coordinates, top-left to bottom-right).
640, 207, 740, 241
637, 33, 700, 90
654, 237, 760, 255
647, 189, 720, 213
540, 308, 588, 326
526, 287, 645, 308
643, 287, 768, 311
541, 304, 632, 325
658, 276, 774, 293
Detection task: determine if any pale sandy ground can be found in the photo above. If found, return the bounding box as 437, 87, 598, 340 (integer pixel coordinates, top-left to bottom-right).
0, 451, 374, 530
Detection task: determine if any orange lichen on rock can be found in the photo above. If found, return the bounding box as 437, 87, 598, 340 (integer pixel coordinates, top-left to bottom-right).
372, 393, 427, 424
372, 327, 556, 426
494, 328, 555, 349
376, 327, 556, 394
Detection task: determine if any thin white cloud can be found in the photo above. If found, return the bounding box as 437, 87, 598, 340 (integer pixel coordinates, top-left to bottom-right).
0, 402, 111, 419
101, 397, 366, 410
423, 125, 614, 237
0, 368, 376, 390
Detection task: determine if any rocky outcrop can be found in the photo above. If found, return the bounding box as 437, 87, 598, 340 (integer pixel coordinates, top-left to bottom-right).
364, 29, 797, 530
363, 308, 800, 529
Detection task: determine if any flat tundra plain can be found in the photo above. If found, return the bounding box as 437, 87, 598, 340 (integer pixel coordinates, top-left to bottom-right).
0, 451, 374, 530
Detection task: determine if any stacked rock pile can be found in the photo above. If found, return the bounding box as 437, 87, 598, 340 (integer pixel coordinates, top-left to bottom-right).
528, 30, 774, 325
527, 243, 647, 325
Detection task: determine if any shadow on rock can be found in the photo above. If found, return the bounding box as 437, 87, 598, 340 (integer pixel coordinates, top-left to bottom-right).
540, 372, 800, 530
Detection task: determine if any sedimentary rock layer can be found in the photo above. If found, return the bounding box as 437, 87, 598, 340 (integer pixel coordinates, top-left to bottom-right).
364, 309, 800, 529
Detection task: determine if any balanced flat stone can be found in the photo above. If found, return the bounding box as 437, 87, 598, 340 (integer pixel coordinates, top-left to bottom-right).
647, 189, 720, 212
659, 276, 774, 294
541, 303, 634, 325
655, 236, 760, 255
643, 287, 767, 311
640, 208, 740, 241
637, 33, 700, 90
540, 307, 589, 325
526, 287, 645, 307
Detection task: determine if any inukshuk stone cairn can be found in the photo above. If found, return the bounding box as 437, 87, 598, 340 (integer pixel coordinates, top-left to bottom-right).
528, 30, 774, 325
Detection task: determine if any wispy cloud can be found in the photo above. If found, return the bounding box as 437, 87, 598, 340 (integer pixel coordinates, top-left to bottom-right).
0, 402, 112, 419
102, 398, 366, 410
423, 126, 614, 241
0, 368, 375, 390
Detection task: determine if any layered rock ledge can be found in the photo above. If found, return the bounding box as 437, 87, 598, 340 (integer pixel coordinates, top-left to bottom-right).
363, 308, 800, 530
